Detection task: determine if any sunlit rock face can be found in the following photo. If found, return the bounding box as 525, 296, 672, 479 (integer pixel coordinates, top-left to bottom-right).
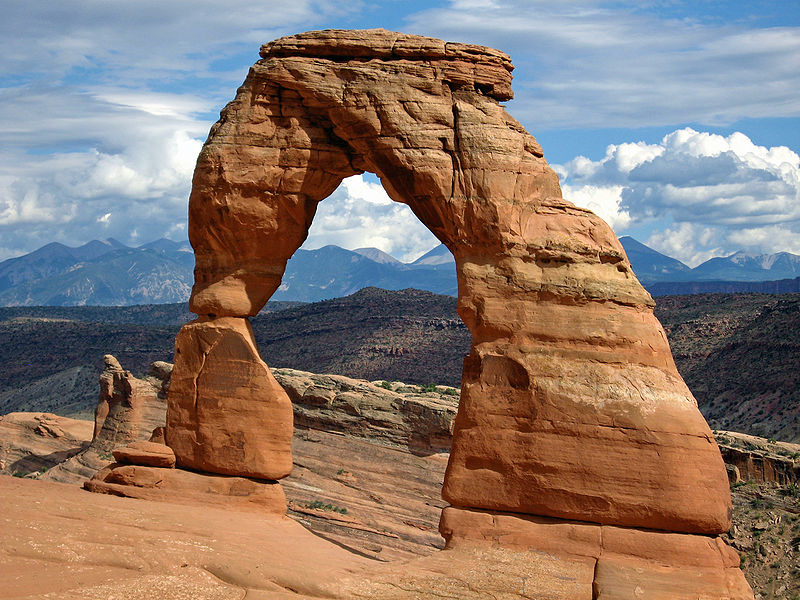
165, 28, 750, 599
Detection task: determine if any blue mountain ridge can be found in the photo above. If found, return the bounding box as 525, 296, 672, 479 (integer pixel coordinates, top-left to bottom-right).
0, 237, 798, 306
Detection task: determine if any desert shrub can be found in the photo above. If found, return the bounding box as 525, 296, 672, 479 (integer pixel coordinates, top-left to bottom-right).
307, 500, 348, 515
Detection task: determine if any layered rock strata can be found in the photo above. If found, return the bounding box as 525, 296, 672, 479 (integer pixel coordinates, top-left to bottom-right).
274, 368, 456, 454
440, 507, 753, 600
167, 28, 748, 597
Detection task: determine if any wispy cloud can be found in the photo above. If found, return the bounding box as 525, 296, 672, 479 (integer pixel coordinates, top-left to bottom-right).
0, 1, 352, 260
406, 0, 800, 129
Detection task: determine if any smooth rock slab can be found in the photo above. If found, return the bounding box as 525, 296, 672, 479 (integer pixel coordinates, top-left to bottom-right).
166, 317, 293, 480
112, 441, 176, 468
439, 507, 754, 600
85, 464, 286, 515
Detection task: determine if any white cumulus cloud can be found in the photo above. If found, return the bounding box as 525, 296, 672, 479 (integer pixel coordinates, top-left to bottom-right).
407, 0, 800, 130
556, 128, 800, 266
302, 175, 440, 263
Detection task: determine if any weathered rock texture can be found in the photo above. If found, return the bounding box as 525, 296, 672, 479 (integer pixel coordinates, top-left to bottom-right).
94, 354, 169, 452
85, 462, 286, 514
166, 317, 292, 479
275, 368, 456, 454
180, 27, 730, 531
33, 356, 170, 484
112, 440, 176, 468
0, 412, 92, 476
716, 430, 800, 485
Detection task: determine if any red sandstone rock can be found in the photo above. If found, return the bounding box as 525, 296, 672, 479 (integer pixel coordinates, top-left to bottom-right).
274, 368, 456, 454
29, 357, 171, 484
440, 507, 753, 600
93, 354, 169, 452
179, 28, 731, 537
112, 441, 175, 468
166, 317, 293, 480
85, 463, 286, 515
0, 413, 92, 476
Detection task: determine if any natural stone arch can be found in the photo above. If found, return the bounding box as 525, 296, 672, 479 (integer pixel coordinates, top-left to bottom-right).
170, 28, 731, 540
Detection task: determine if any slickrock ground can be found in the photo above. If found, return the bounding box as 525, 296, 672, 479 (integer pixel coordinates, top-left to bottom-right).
10, 473, 714, 600
2, 374, 798, 598
0, 412, 92, 476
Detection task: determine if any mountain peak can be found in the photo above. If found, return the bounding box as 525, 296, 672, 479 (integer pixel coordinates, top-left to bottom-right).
353, 247, 403, 266
411, 244, 454, 267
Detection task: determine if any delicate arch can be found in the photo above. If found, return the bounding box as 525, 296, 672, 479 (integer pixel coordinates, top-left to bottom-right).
168, 29, 731, 536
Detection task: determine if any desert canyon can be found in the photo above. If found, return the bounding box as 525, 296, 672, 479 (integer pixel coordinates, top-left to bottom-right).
1, 29, 755, 599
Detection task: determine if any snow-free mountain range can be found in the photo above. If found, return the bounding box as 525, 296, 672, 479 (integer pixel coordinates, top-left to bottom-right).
1, 236, 799, 306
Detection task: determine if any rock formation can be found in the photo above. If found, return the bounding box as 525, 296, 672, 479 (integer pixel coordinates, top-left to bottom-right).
0, 412, 92, 476
162, 28, 750, 597
40, 356, 171, 483
716, 430, 800, 485
275, 368, 456, 454
167, 318, 292, 479
94, 355, 170, 451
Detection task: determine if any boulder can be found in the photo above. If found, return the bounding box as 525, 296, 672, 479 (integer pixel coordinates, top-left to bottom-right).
166, 317, 293, 480
112, 441, 175, 468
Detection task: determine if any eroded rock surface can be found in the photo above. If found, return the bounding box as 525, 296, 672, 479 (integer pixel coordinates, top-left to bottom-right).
166, 317, 293, 479
35, 356, 170, 484
155, 27, 748, 597
112, 440, 176, 468
275, 368, 456, 454
179, 27, 731, 536
715, 431, 800, 486
0, 412, 92, 476
86, 462, 286, 514
93, 354, 169, 452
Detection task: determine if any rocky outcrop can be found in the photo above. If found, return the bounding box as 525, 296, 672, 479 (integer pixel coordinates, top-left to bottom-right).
716, 430, 800, 485
166, 318, 293, 480
94, 354, 170, 451
112, 440, 176, 468
160, 28, 746, 597
274, 368, 457, 454
440, 508, 752, 600
40, 356, 171, 483
86, 460, 286, 514
0, 412, 92, 476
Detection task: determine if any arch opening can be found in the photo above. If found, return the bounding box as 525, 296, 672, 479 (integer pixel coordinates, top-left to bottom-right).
167, 28, 734, 547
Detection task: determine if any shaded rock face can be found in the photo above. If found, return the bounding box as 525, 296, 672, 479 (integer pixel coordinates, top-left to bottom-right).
94, 354, 170, 452
177, 28, 730, 534
716, 431, 800, 485
38, 356, 171, 484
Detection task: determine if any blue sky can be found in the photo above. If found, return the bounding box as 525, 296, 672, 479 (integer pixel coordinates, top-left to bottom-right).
1, 1, 798, 266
